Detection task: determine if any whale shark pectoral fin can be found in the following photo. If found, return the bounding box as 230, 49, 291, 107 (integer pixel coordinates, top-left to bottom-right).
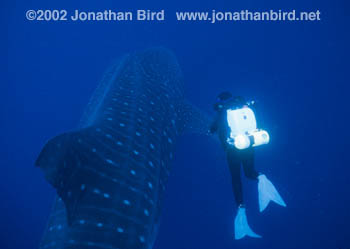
179, 100, 212, 135
35, 130, 89, 225
258, 174, 286, 212
35, 132, 74, 187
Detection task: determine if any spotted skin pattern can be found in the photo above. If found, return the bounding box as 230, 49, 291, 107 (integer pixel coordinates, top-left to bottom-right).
36, 48, 210, 249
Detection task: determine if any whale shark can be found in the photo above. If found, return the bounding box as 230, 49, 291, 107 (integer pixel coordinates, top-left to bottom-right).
36, 48, 210, 249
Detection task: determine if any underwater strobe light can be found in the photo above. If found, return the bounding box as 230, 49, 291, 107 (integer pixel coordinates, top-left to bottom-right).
233, 134, 251, 150
251, 130, 270, 147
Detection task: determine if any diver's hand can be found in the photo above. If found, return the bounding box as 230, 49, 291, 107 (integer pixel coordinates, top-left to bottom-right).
227, 138, 235, 146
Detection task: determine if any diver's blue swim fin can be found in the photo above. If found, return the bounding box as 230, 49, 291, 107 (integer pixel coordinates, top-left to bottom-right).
234, 207, 261, 240
258, 174, 286, 212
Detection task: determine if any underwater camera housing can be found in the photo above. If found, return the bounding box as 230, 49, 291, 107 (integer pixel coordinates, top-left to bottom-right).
226, 107, 270, 150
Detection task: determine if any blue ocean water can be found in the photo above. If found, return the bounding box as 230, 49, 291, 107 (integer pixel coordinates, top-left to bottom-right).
2, 0, 349, 248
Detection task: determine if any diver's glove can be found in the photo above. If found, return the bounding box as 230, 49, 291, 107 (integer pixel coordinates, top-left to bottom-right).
234, 206, 261, 240
258, 174, 286, 212
227, 137, 235, 146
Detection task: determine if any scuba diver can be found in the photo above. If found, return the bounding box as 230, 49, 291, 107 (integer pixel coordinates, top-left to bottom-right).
210, 92, 286, 240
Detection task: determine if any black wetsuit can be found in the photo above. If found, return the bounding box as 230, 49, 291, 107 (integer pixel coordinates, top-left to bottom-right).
210, 106, 259, 206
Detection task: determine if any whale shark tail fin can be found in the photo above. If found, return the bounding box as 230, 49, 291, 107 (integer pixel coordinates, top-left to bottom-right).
234, 207, 261, 240
258, 174, 286, 212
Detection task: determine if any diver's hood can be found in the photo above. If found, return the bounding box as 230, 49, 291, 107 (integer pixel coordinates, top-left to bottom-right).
214, 95, 246, 112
